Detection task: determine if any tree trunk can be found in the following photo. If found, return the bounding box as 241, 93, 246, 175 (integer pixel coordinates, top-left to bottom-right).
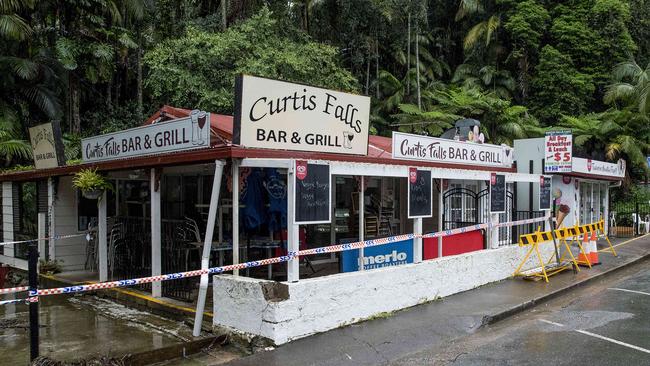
66, 77, 72, 133
137, 26, 143, 117
304, 1, 310, 34
71, 78, 81, 134
375, 38, 379, 99
221, 0, 227, 29
106, 78, 113, 113
365, 54, 370, 95
416, 32, 421, 110
407, 12, 411, 95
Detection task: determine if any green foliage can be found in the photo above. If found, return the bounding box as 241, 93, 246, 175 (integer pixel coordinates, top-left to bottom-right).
145, 8, 358, 114
39, 258, 63, 274
605, 60, 650, 114
72, 168, 113, 192
530, 46, 595, 124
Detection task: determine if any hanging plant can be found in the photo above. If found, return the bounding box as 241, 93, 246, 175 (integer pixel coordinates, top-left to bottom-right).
72, 168, 112, 199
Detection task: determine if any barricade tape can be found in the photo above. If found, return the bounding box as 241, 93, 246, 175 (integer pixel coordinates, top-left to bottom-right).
0, 286, 29, 295
1, 215, 551, 302
0, 232, 93, 247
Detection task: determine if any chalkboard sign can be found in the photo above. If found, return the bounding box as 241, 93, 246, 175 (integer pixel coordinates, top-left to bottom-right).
539, 176, 552, 210
408, 168, 432, 218
490, 173, 506, 213
295, 162, 331, 224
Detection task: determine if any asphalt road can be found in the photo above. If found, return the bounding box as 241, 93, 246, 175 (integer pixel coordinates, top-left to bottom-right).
393, 260, 650, 365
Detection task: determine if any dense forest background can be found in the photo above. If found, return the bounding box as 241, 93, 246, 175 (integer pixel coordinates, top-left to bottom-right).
1, 0, 649, 180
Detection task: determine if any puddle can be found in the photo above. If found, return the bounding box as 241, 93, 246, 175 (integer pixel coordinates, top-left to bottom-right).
0, 294, 191, 364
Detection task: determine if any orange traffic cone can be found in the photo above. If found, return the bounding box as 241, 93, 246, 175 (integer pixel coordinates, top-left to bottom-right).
590, 231, 601, 265
577, 234, 591, 266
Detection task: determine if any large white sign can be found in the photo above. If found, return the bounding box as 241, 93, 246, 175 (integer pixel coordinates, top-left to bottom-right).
29, 122, 65, 169
233, 75, 370, 155
82, 112, 210, 163
572, 157, 625, 178
391, 132, 513, 167
544, 131, 572, 173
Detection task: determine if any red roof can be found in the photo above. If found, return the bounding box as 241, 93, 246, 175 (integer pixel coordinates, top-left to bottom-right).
146, 105, 396, 159
0, 105, 515, 181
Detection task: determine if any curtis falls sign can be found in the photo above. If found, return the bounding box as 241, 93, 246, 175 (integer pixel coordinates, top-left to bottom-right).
81, 111, 211, 163
392, 132, 513, 168
233, 75, 370, 155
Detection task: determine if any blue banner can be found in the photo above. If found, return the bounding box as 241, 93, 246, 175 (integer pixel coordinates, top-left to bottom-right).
340, 239, 414, 272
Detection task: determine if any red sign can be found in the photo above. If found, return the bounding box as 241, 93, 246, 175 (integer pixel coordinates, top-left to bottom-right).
587, 159, 593, 172
490, 172, 497, 185
540, 175, 545, 186
409, 167, 417, 184
296, 160, 308, 180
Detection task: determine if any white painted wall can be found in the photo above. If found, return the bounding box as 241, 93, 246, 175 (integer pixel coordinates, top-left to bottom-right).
52, 176, 87, 271
2, 182, 14, 258
213, 243, 555, 345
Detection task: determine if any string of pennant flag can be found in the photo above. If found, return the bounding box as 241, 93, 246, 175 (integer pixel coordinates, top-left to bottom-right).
0, 215, 550, 304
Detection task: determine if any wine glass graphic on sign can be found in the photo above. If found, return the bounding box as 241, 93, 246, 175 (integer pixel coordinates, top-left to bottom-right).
191, 110, 207, 146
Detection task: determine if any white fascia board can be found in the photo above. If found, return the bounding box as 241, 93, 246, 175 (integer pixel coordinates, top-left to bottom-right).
239, 158, 539, 183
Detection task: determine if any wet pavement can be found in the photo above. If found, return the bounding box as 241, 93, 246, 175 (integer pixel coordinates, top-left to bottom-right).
0, 294, 195, 365
217, 235, 650, 366
394, 260, 650, 365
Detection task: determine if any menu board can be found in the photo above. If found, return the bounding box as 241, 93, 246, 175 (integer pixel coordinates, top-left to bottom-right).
490, 173, 506, 213
408, 168, 432, 218
295, 162, 331, 224
539, 176, 552, 211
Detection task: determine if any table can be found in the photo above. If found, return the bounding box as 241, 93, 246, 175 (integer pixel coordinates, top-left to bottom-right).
189, 240, 281, 280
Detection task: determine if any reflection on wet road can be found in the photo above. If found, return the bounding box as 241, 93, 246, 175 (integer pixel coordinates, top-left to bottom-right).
0, 295, 191, 364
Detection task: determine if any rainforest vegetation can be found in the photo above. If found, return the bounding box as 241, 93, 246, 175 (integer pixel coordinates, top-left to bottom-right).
1, 0, 649, 179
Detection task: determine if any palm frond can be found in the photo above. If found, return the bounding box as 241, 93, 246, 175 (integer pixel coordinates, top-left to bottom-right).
0, 13, 32, 40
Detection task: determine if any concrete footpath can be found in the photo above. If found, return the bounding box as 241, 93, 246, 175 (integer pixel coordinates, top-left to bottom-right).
223, 234, 650, 366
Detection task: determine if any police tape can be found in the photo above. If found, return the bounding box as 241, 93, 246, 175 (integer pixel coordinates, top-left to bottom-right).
0, 232, 93, 247
1, 215, 551, 302
0, 286, 29, 295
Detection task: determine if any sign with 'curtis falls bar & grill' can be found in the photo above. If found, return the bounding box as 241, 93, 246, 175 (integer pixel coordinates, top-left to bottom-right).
81, 111, 211, 163
391, 131, 513, 168
233, 75, 370, 155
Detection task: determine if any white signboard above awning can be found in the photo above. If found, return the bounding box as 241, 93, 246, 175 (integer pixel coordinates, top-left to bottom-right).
572, 157, 625, 178
233, 75, 370, 155
391, 132, 513, 168
81, 112, 210, 163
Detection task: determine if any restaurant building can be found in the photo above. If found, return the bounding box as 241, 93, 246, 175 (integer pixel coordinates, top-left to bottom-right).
0, 76, 553, 344
513, 136, 625, 233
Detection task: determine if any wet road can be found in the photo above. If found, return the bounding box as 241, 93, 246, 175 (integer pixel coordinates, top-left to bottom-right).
0, 295, 192, 364
393, 261, 650, 365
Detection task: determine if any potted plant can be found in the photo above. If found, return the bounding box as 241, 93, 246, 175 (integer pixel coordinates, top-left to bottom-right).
72, 168, 112, 199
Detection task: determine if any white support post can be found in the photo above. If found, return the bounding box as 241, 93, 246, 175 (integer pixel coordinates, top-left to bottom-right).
414, 218, 422, 263
193, 160, 225, 337
151, 169, 162, 298
605, 184, 610, 235
232, 160, 240, 276
358, 176, 365, 271
490, 213, 499, 249
438, 179, 443, 258
287, 161, 299, 282
98, 191, 108, 282
2, 182, 14, 258
47, 177, 55, 260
